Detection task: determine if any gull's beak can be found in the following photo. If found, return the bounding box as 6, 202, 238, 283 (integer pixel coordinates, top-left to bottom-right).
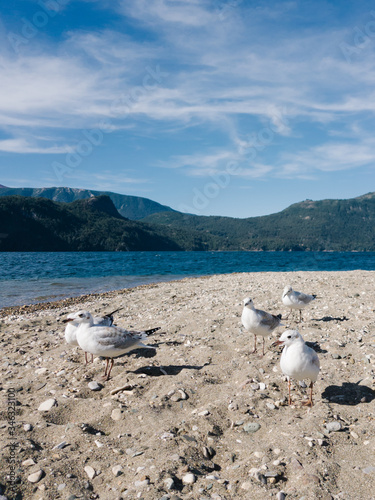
62, 318, 74, 323
271, 339, 284, 347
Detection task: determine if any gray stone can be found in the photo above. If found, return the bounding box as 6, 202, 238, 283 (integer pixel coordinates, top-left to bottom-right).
182, 473, 196, 484
164, 477, 175, 490
84, 465, 96, 480
88, 381, 102, 391
325, 421, 342, 432
243, 422, 261, 433
53, 441, 69, 449
363, 466, 375, 474
111, 408, 123, 421
22, 458, 36, 467
135, 478, 150, 488
27, 470, 43, 483
38, 398, 57, 411
112, 465, 123, 477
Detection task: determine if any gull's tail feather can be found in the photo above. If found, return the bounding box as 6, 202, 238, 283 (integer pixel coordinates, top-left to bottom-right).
105, 307, 124, 319
144, 327, 161, 336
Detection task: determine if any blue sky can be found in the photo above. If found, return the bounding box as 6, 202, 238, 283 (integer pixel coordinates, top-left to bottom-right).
0, 0, 374, 217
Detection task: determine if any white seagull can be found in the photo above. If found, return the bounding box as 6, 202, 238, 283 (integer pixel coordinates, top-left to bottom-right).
63, 308, 122, 364
241, 298, 283, 356
282, 286, 316, 322
273, 329, 320, 407
66, 310, 160, 380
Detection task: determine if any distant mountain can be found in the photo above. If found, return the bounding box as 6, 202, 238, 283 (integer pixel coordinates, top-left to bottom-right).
0, 186, 175, 220
142, 192, 375, 251
1, 189, 374, 251
0, 195, 182, 251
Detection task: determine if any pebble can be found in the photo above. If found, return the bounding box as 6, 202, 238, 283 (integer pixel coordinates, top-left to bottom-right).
264, 470, 278, 478
182, 473, 196, 484
84, 465, 96, 480
198, 410, 210, 416
112, 465, 123, 477
23, 423, 32, 432
266, 402, 276, 410
35, 367, 47, 375
53, 441, 69, 450
325, 421, 342, 432
276, 492, 286, 500
57, 484, 66, 491
38, 398, 57, 411
111, 408, 123, 421
243, 422, 261, 433
160, 432, 176, 440
241, 481, 252, 490
22, 458, 36, 467
27, 470, 43, 483
88, 381, 102, 391
134, 478, 150, 488
202, 446, 215, 459
164, 477, 175, 490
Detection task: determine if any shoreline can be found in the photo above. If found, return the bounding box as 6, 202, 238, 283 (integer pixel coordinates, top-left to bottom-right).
1, 268, 374, 318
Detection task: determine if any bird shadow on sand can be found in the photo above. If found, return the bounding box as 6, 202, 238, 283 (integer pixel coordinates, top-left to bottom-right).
129, 364, 206, 377
130, 346, 158, 359
305, 341, 327, 354
312, 315, 349, 322
321, 380, 375, 405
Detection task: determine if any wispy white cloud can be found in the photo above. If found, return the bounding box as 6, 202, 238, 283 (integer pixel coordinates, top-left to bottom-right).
119, 0, 214, 27
279, 139, 375, 178
0, 137, 68, 154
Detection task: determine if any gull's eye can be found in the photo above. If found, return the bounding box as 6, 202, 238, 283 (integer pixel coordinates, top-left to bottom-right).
287, 335, 291, 339
79, 313, 84, 318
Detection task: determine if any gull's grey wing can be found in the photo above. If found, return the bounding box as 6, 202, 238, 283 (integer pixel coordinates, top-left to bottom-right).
93, 327, 145, 349
257, 309, 282, 329
295, 291, 315, 304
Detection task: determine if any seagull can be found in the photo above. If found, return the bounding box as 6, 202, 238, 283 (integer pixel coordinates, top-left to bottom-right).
272, 329, 320, 407
67, 310, 160, 380
63, 308, 122, 364
241, 298, 283, 356
282, 286, 316, 322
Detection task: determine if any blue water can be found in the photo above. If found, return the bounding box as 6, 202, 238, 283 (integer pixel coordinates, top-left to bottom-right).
1, 251, 375, 309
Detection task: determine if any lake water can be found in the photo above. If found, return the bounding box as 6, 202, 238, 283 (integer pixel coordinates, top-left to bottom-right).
1, 251, 375, 308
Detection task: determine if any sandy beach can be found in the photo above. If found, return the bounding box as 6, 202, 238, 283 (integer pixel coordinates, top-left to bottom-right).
1, 270, 375, 500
